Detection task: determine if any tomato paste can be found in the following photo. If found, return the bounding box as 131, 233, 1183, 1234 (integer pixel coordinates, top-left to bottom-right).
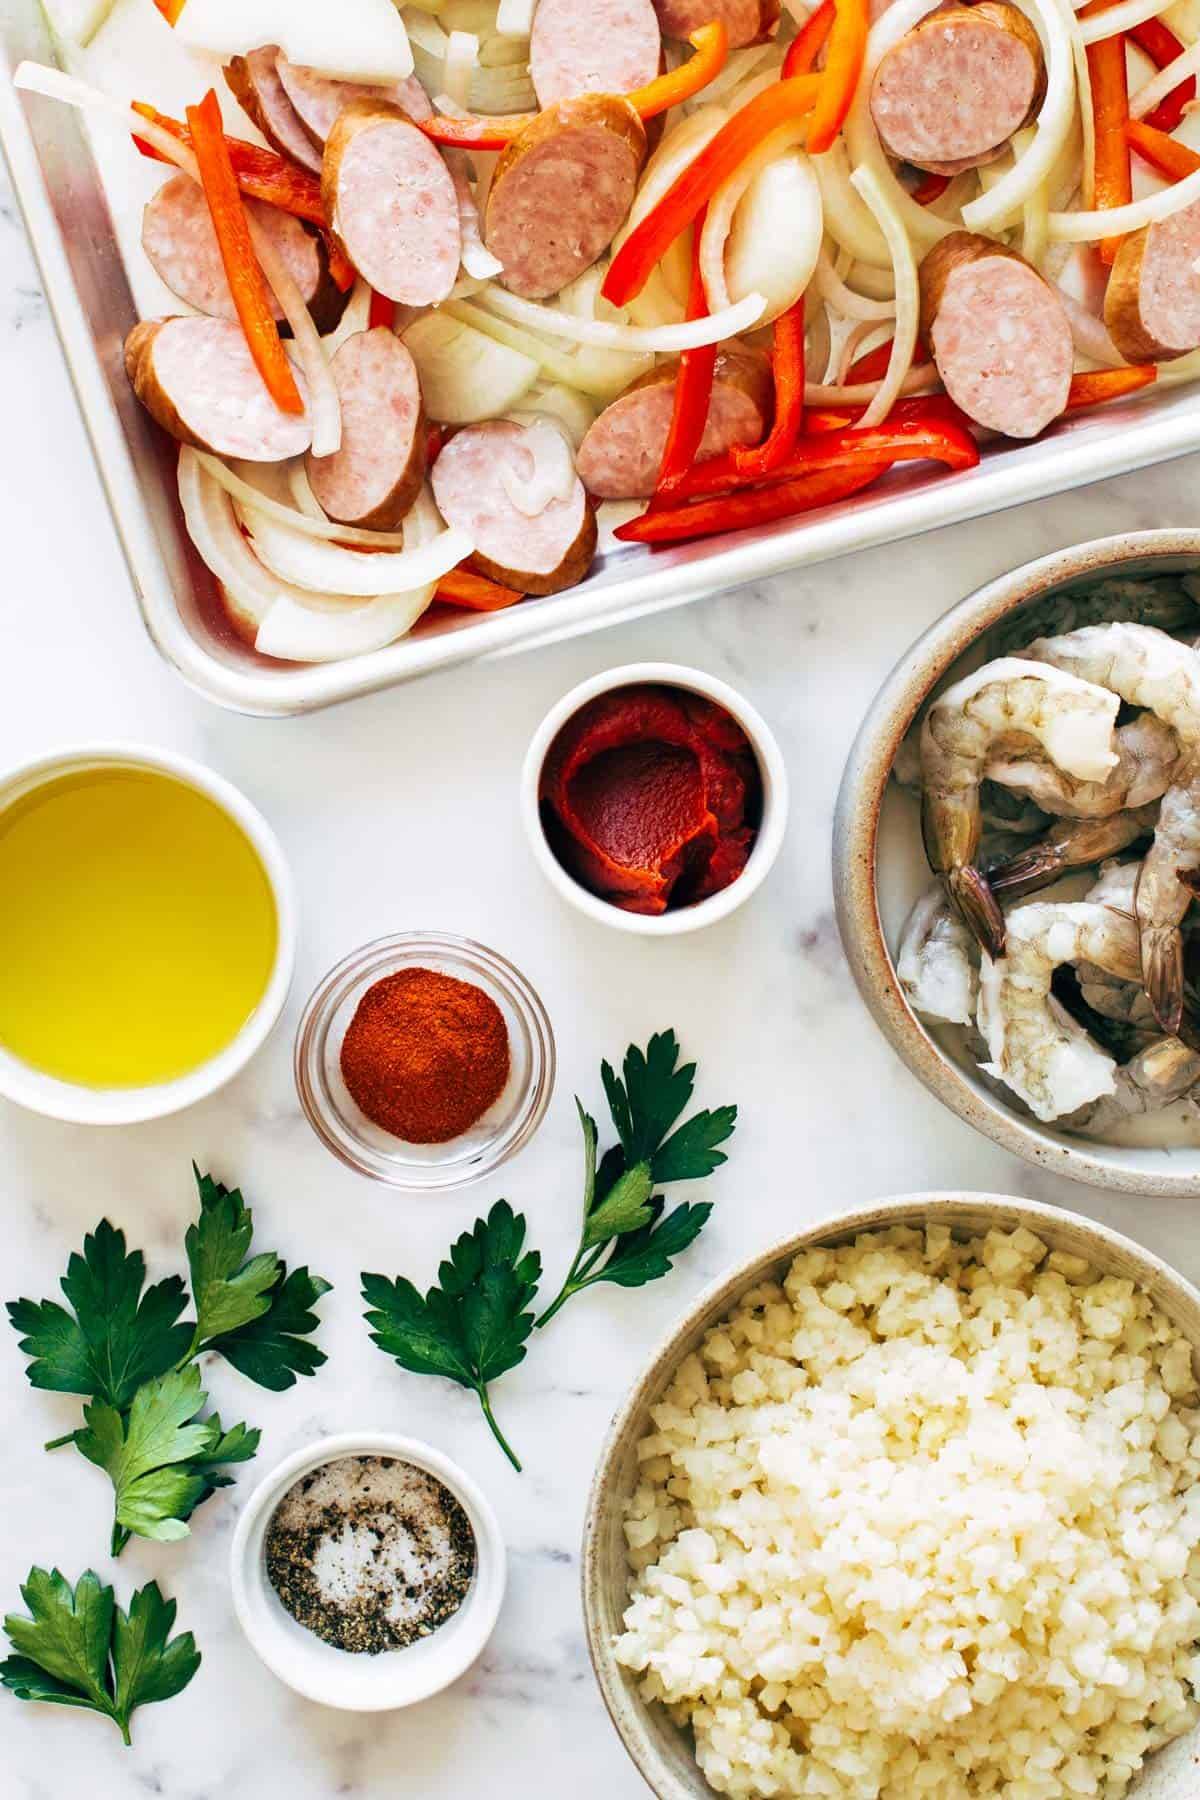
539, 684, 762, 914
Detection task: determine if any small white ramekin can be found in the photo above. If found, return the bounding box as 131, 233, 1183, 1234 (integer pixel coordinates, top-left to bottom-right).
0, 742, 295, 1125
520, 662, 789, 936
230, 1432, 507, 1711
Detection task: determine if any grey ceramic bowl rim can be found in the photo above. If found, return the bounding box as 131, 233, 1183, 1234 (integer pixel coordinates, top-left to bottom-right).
832, 527, 1200, 1199
580, 1191, 1200, 1800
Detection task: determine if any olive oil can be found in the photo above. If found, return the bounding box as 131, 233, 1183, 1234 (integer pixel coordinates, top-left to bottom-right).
0, 766, 278, 1088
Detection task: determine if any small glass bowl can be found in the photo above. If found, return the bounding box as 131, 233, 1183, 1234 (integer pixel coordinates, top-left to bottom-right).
295, 932, 555, 1191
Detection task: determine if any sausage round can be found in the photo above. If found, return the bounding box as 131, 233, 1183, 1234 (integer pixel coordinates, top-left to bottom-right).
530, 0, 661, 107
276, 53, 431, 145
323, 101, 461, 306
431, 419, 596, 594
920, 231, 1073, 437
305, 328, 427, 529
576, 350, 772, 499
124, 316, 313, 461
224, 47, 323, 174
870, 3, 1046, 176
651, 0, 779, 51
1104, 199, 1200, 363
484, 95, 647, 300
142, 173, 348, 335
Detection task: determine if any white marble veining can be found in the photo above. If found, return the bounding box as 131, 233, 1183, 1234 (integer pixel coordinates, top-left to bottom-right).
4, 156, 1200, 1800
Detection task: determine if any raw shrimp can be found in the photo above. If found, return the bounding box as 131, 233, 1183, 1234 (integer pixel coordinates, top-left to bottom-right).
985, 714, 1182, 819
896, 886, 978, 1026
984, 804, 1158, 901
1023, 624, 1200, 1034
920, 660, 1119, 957
1070, 1035, 1200, 1133
990, 576, 1200, 658
977, 901, 1142, 1122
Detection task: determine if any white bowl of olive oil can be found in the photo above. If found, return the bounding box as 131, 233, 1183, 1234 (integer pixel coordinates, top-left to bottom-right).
0, 743, 295, 1123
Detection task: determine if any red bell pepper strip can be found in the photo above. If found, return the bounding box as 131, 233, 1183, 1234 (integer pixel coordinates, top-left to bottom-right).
426, 424, 446, 465
1128, 18, 1197, 133
730, 297, 805, 478
1083, 0, 1132, 266
783, 0, 835, 76
911, 170, 951, 205
185, 90, 304, 416
615, 461, 894, 545
807, 0, 869, 155
435, 569, 525, 610
655, 208, 718, 497
660, 405, 979, 501
627, 23, 730, 120
1064, 365, 1158, 411
845, 336, 931, 384
1127, 115, 1200, 183
368, 289, 395, 331
602, 73, 821, 305
132, 104, 355, 291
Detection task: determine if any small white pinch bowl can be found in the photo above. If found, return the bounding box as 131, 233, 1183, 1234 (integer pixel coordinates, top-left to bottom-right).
230, 1432, 507, 1712
0, 741, 295, 1125
521, 661, 789, 936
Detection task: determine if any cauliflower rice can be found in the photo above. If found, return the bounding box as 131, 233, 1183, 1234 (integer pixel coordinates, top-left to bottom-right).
614, 1226, 1200, 1799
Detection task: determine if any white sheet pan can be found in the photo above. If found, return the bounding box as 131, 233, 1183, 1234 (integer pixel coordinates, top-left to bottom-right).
5, 0, 1200, 715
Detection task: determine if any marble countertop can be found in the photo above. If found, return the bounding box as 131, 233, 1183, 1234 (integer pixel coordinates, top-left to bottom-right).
5, 161, 1200, 1800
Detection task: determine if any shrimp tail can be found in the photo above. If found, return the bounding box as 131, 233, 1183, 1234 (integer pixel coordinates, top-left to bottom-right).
1142, 924, 1186, 1037
985, 840, 1064, 901
947, 865, 1007, 958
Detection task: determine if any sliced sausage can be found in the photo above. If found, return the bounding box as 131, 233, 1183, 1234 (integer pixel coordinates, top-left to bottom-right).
124, 316, 312, 461
431, 419, 596, 594
276, 53, 431, 146
1104, 199, 1200, 363
224, 47, 323, 174
576, 350, 772, 499
485, 96, 647, 300
306, 328, 426, 529
531, 0, 661, 107
870, 3, 1046, 176
142, 173, 348, 335
920, 231, 1073, 438
323, 101, 461, 305
651, 0, 779, 50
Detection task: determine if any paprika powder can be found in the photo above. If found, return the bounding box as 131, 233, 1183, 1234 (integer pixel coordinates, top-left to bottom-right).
340, 967, 510, 1143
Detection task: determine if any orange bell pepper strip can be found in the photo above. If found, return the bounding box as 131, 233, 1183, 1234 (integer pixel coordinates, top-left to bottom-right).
1127, 115, 1200, 183
729, 297, 805, 478
152, 0, 186, 21
655, 208, 718, 497
1082, 0, 1132, 266
615, 461, 893, 545
132, 104, 355, 290
807, 0, 869, 155
1128, 19, 1196, 133
1064, 365, 1157, 411
783, 0, 836, 76
185, 90, 304, 416
435, 569, 525, 610
602, 73, 821, 305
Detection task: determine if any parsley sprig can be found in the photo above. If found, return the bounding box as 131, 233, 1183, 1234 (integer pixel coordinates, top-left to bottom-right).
2, 1567, 199, 1745
7, 1168, 330, 1554
361, 1032, 735, 1470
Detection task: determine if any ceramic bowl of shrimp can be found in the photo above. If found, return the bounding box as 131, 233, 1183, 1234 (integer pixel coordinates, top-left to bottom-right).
833, 528, 1200, 1197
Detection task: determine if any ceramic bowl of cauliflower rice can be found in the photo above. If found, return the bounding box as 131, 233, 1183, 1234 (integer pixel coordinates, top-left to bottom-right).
582, 1194, 1200, 1800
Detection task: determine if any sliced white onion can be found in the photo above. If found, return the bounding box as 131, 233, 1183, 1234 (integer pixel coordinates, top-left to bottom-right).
287, 460, 330, 521
404, 306, 539, 420
804, 364, 943, 404
699, 43, 776, 103
848, 165, 920, 428
497, 418, 577, 515
198, 453, 412, 545
1054, 284, 1124, 365
813, 140, 893, 268
814, 245, 896, 320
322, 279, 372, 357
239, 505, 472, 596
700, 120, 811, 312
961, 0, 1079, 233
448, 157, 505, 279
476, 283, 767, 351
44, 0, 116, 46
444, 298, 653, 398
443, 28, 479, 111
1049, 163, 1200, 236
178, 447, 300, 630
843, 0, 958, 252
616, 105, 727, 320
725, 151, 823, 324
14, 62, 342, 456
1130, 35, 1200, 117
173, 0, 414, 81
509, 384, 598, 450
1071, 20, 1096, 208
1080, 0, 1178, 40
495, 0, 536, 34
846, 260, 896, 299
